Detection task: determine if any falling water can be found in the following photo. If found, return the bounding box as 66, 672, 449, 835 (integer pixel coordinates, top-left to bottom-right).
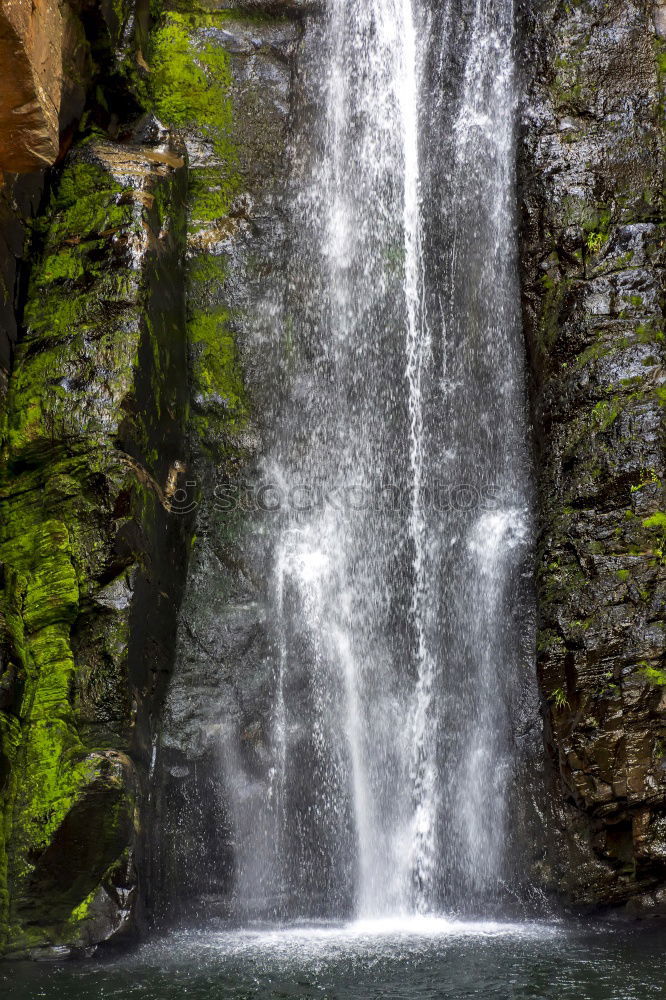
225, 0, 534, 921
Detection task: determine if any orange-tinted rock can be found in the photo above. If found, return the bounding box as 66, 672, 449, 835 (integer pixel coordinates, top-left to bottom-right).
0, 0, 63, 172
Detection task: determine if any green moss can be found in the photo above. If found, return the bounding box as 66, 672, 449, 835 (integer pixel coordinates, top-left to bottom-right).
538, 550, 589, 611
189, 309, 248, 422
639, 664, 666, 687
188, 167, 237, 225
579, 205, 611, 236
189, 254, 227, 287
151, 14, 229, 130
37, 160, 133, 256
636, 321, 664, 343
0, 518, 95, 939
38, 251, 86, 284
657, 49, 666, 75
642, 513, 666, 564
591, 397, 621, 431
642, 512, 666, 532
148, 8, 252, 456
150, 12, 239, 218
0, 132, 189, 951
538, 274, 570, 353
68, 887, 97, 925
574, 339, 616, 370
0, 157, 141, 464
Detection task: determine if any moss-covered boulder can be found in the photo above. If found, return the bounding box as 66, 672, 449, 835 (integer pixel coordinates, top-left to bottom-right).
0, 123, 190, 956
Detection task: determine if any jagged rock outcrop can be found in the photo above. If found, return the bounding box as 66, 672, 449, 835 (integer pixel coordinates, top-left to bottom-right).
0, 125, 190, 956
518, 0, 666, 911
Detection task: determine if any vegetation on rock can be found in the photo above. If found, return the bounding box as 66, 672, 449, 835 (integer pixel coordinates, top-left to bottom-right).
0, 129, 189, 954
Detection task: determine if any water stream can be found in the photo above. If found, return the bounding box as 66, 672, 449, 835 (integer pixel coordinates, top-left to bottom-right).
225, 0, 535, 922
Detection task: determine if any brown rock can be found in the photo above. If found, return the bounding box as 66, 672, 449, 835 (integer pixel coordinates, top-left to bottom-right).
0, 0, 63, 171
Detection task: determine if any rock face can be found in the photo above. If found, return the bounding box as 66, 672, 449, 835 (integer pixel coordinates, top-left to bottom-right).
152, 0, 304, 923
0, 0, 66, 401
518, 0, 666, 910
0, 127, 190, 956
0, 0, 63, 172
0, 0, 126, 403
0, 0, 308, 953
0, 173, 44, 397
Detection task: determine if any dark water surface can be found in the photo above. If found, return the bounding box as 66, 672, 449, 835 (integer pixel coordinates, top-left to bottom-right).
3, 918, 665, 999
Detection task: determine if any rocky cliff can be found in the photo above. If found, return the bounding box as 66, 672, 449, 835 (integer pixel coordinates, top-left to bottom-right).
0, 128, 190, 956
518, 0, 666, 913
0, 0, 315, 958
0, 0, 193, 957
153, 0, 311, 925
0, 0, 663, 960
0, 0, 128, 395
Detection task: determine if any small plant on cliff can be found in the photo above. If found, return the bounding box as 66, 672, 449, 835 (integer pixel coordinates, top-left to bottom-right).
642, 512, 666, 532
586, 230, 607, 255
630, 469, 661, 493
591, 397, 621, 431
551, 687, 569, 710
642, 512, 666, 563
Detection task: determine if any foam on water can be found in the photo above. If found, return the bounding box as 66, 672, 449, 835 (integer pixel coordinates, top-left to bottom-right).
138, 917, 563, 968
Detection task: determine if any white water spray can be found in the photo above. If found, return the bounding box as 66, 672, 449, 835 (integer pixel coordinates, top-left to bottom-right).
226, 0, 534, 921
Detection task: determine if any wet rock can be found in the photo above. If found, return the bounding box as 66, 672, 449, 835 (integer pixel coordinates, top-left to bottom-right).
518, 0, 666, 908
0, 0, 143, 396
0, 126, 191, 955
0, 172, 44, 396
153, 0, 303, 922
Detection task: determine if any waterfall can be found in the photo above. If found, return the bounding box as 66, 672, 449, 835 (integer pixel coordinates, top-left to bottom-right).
224, 0, 533, 921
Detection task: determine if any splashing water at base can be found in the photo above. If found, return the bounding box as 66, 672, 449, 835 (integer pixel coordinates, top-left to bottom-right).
6, 922, 666, 1000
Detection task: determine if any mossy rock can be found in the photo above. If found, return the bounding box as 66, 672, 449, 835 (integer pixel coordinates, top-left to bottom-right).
0, 128, 190, 956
